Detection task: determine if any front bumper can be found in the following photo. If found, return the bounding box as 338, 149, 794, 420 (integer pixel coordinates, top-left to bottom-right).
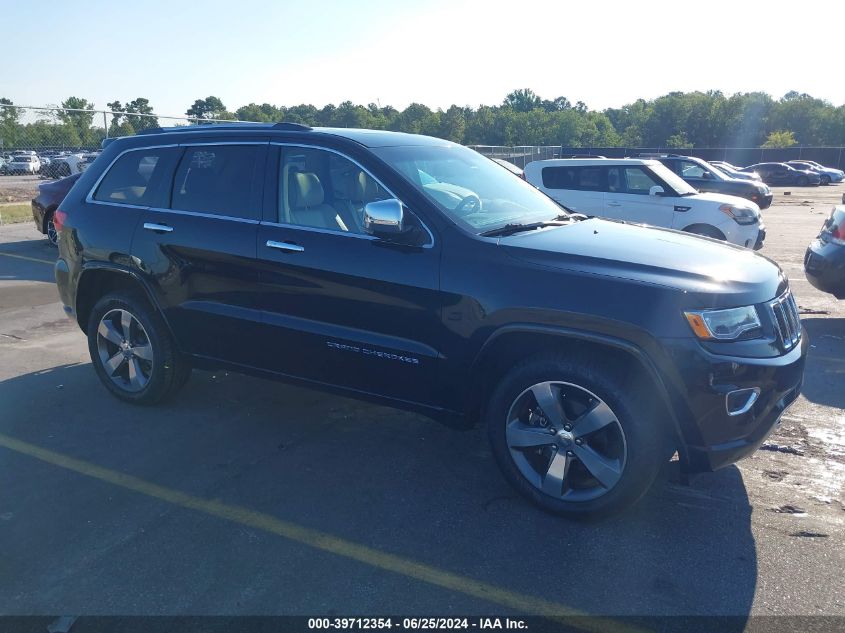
805, 240, 845, 299
660, 333, 807, 473
753, 225, 766, 250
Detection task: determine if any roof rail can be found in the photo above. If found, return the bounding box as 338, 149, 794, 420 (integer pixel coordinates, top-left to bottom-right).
272, 122, 312, 131
135, 121, 312, 136
633, 152, 685, 158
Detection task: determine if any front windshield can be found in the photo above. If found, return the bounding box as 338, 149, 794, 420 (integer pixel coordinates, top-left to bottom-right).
648, 162, 698, 195
373, 144, 566, 233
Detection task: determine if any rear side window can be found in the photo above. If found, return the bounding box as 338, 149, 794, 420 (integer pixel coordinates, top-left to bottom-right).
541, 166, 603, 191
171, 145, 262, 220
93, 148, 179, 207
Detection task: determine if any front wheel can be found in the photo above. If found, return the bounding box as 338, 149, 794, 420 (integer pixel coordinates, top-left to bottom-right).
820, 175, 831, 186
684, 224, 726, 241
87, 292, 190, 405
486, 354, 669, 518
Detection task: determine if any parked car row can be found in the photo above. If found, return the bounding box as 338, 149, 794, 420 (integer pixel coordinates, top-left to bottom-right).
0, 150, 100, 177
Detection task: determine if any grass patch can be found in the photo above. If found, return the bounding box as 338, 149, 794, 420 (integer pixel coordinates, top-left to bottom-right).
0, 204, 33, 224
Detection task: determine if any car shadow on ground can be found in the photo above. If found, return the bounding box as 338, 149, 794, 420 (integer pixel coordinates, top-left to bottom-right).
801, 317, 845, 409
0, 361, 757, 621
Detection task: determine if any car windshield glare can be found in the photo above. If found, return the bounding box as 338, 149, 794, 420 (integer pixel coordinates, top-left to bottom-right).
649, 162, 697, 195
372, 144, 567, 234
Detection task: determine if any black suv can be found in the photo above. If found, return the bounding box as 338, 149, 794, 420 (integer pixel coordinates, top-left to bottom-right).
639, 154, 773, 209
53, 124, 807, 517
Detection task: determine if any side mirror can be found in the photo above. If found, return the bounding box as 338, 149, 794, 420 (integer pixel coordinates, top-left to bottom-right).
363, 199, 404, 237
702, 171, 713, 179
649, 185, 665, 196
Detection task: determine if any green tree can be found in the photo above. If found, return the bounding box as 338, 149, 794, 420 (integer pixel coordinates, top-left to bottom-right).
503, 89, 541, 113
761, 130, 798, 148
438, 105, 466, 142
125, 97, 158, 131
235, 102, 286, 122
186, 96, 232, 123
57, 97, 96, 142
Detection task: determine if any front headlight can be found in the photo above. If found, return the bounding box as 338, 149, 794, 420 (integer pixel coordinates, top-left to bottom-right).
684, 306, 762, 340
719, 203, 758, 225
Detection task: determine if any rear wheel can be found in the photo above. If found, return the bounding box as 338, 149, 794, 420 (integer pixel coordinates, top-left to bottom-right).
45, 211, 58, 247
87, 292, 190, 405
486, 354, 668, 518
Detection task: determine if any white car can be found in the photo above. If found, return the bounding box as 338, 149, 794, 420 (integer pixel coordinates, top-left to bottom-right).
524, 158, 764, 249
5, 154, 41, 175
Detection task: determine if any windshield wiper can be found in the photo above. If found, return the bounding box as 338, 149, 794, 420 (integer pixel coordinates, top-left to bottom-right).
480, 218, 569, 238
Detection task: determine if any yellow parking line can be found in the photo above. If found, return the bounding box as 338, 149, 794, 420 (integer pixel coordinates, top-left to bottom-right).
0, 251, 54, 265
0, 431, 644, 632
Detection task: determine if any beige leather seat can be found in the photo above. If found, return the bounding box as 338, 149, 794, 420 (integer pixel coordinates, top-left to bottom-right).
332, 169, 380, 232
289, 172, 349, 231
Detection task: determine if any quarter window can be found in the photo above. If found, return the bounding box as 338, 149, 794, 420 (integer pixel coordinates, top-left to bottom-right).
541, 166, 602, 191
93, 148, 178, 207
171, 145, 262, 220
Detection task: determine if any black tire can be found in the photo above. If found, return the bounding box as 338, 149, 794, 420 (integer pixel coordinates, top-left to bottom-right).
486, 353, 670, 518
87, 291, 191, 405
797, 176, 809, 186
684, 224, 726, 241
820, 175, 831, 186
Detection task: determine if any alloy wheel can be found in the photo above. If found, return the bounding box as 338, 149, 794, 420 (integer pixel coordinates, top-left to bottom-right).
505, 381, 627, 501
96, 309, 154, 393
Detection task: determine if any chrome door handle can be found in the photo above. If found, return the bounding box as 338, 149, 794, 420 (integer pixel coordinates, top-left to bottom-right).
607, 202, 623, 207
143, 222, 173, 233
266, 240, 305, 253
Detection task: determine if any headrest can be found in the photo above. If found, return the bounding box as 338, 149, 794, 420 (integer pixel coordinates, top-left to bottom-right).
291, 172, 324, 208
334, 169, 379, 203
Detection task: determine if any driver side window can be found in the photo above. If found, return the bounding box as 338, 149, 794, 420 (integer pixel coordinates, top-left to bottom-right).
679, 161, 707, 178
278, 147, 389, 234
622, 167, 661, 195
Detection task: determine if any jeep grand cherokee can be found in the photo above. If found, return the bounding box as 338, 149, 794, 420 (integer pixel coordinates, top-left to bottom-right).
53, 123, 807, 517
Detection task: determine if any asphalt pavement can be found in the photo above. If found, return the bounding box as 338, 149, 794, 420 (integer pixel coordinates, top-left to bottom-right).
0, 187, 842, 622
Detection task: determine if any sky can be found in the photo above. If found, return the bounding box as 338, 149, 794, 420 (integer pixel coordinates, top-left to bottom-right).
2, 0, 844, 118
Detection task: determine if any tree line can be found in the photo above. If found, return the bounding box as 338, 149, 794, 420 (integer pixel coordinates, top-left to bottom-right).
2, 89, 845, 150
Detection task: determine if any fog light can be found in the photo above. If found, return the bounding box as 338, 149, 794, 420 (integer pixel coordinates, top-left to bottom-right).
726, 387, 760, 416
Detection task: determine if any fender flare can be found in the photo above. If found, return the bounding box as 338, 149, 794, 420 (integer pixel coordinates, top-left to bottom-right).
471, 323, 686, 450
76, 262, 178, 342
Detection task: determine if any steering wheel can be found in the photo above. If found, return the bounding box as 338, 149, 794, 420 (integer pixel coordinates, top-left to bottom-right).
454, 193, 482, 215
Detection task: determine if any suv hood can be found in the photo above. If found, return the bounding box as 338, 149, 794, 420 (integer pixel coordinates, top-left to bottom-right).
501, 218, 784, 305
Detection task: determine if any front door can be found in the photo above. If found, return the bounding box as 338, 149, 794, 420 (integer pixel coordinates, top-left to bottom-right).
603, 165, 679, 228
255, 145, 442, 406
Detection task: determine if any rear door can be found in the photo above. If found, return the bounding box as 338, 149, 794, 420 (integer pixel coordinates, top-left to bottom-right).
538, 165, 604, 214
603, 165, 678, 228
254, 144, 442, 405
130, 140, 268, 366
